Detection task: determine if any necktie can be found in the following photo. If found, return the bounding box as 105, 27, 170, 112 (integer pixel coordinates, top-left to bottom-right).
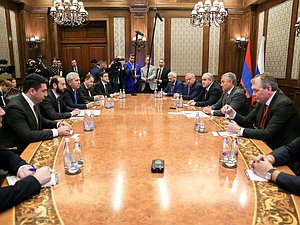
88, 89, 92, 97
157, 69, 162, 81
74, 91, 78, 104
104, 84, 108, 96
170, 84, 174, 93
74, 67, 78, 73
187, 86, 190, 95
260, 105, 269, 128
57, 96, 61, 113
204, 90, 208, 101
225, 92, 230, 104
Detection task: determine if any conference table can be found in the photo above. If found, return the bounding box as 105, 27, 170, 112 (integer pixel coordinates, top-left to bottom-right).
1, 94, 300, 225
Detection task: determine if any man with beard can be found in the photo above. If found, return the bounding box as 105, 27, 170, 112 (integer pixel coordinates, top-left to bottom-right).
39, 75, 80, 120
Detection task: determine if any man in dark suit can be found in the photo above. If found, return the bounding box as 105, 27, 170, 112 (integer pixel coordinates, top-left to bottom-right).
63, 72, 95, 109
174, 73, 203, 100
78, 74, 101, 102
89, 59, 101, 83
0, 106, 51, 212
156, 58, 170, 91
223, 74, 300, 150
39, 75, 80, 120
0, 74, 71, 154
94, 72, 118, 97
68, 59, 84, 82
163, 72, 184, 96
188, 72, 222, 107
203, 72, 249, 116
250, 137, 300, 196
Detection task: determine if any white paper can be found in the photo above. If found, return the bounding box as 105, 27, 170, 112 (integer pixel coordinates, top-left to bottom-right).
168, 112, 183, 115
181, 111, 209, 119
71, 133, 79, 139
6, 173, 59, 187
244, 169, 268, 182
212, 131, 219, 136
77, 110, 101, 117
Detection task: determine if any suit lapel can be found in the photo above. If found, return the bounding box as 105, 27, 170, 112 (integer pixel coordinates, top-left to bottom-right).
20, 95, 39, 130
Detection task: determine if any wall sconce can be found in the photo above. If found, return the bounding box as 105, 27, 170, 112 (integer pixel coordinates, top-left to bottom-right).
295, 17, 300, 37
235, 37, 248, 50
132, 31, 147, 49
28, 36, 40, 48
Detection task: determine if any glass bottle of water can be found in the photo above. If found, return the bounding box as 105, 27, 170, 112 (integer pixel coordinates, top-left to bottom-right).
225, 134, 238, 168
177, 95, 183, 108
122, 89, 126, 98
194, 111, 200, 131
154, 88, 157, 98
119, 89, 122, 99
74, 137, 83, 167
90, 110, 95, 130
63, 138, 71, 170
220, 135, 229, 163
68, 142, 80, 175
160, 88, 163, 98
84, 110, 91, 132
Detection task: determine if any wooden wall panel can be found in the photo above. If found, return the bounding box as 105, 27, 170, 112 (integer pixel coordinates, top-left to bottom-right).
61, 46, 83, 72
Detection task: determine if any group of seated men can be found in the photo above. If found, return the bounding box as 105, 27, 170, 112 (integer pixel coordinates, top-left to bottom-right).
0, 69, 300, 212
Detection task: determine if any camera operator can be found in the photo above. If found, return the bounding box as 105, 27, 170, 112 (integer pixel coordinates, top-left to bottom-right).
108, 56, 125, 91
26, 56, 48, 78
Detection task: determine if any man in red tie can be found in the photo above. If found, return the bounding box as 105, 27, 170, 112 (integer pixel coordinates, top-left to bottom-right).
156, 58, 170, 91
222, 74, 300, 150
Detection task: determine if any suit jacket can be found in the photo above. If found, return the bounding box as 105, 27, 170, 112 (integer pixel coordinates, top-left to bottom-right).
194, 81, 222, 107
140, 65, 157, 91
211, 86, 249, 116
234, 91, 300, 149
94, 81, 115, 97
0, 94, 57, 154
78, 83, 96, 102
269, 137, 300, 195
89, 66, 101, 83
63, 85, 87, 109
164, 80, 184, 96
0, 149, 41, 212
181, 81, 203, 100
39, 89, 73, 120
156, 67, 170, 91
123, 61, 141, 93
68, 66, 84, 82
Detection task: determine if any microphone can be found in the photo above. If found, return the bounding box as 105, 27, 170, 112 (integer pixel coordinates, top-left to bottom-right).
135, 30, 144, 36
153, 7, 163, 22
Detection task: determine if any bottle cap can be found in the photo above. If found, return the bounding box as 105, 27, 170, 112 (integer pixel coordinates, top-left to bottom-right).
65, 138, 70, 142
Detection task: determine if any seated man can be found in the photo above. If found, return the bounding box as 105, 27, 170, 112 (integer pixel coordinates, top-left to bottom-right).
250, 136, 300, 196
174, 73, 202, 100
78, 74, 101, 102
223, 74, 300, 150
39, 75, 80, 120
188, 72, 222, 107
63, 72, 95, 109
140, 56, 157, 93
94, 72, 118, 97
163, 72, 184, 96
0, 106, 51, 212
0, 74, 71, 154
203, 72, 249, 116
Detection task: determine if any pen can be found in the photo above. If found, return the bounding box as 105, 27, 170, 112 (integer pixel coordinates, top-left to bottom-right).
29, 168, 37, 172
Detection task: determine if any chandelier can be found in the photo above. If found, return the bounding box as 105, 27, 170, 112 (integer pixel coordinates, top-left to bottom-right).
295, 17, 300, 37
50, 0, 89, 27
191, 0, 228, 28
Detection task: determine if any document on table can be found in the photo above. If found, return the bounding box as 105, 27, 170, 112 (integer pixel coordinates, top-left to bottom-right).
77, 110, 101, 117
181, 111, 209, 118
244, 169, 268, 182
6, 173, 59, 187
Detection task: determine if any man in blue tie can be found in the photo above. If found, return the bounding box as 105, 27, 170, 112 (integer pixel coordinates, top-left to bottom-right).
163, 72, 184, 96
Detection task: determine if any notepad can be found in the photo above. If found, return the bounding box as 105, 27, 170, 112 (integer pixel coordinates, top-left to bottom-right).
77, 110, 101, 117
6, 173, 59, 188
244, 169, 268, 182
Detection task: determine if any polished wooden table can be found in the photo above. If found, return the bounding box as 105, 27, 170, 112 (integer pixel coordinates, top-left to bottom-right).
1, 94, 300, 224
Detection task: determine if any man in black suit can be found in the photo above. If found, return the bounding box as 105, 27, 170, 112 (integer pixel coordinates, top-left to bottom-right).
250, 137, 300, 196
163, 72, 184, 96
188, 72, 222, 107
174, 73, 203, 100
68, 59, 84, 83
63, 72, 95, 109
223, 74, 300, 150
89, 59, 101, 83
156, 58, 170, 91
94, 72, 118, 97
203, 72, 249, 116
39, 75, 80, 120
0, 106, 51, 212
0, 74, 71, 154
78, 74, 101, 102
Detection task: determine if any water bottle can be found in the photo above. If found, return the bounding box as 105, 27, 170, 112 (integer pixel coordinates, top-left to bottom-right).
84, 110, 91, 132
63, 138, 71, 170
160, 88, 163, 98
220, 135, 229, 163
74, 137, 83, 167
177, 95, 183, 108
68, 144, 80, 175
122, 89, 126, 99
194, 111, 200, 131
90, 110, 95, 130
154, 88, 157, 98
119, 89, 122, 99
225, 135, 238, 168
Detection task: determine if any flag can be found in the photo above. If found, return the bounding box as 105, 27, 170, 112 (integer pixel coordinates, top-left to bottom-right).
255, 36, 265, 75
240, 41, 253, 98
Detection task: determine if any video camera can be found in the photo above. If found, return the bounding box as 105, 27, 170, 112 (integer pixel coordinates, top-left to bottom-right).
113, 57, 125, 63
0, 59, 15, 75
26, 55, 46, 74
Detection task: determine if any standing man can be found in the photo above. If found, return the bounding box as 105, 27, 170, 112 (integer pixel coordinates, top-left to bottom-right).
163, 72, 184, 96
68, 59, 84, 83
123, 54, 141, 94
223, 74, 300, 150
174, 73, 202, 100
78, 74, 101, 102
0, 74, 71, 154
156, 58, 170, 91
39, 75, 80, 120
89, 59, 101, 83
48, 57, 59, 77
94, 72, 118, 97
140, 56, 157, 93
57, 58, 66, 77
203, 72, 249, 116
63, 72, 95, 109
188, 72, 222, 107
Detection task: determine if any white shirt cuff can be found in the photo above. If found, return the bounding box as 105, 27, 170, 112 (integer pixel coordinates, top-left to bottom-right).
52, 129, 58, 137
229, 112, 237, 120
238, 127, 244, 136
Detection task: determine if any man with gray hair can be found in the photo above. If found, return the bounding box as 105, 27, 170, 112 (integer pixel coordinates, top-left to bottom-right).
223, 73, 300, 149
188, 72, 222, 107
63, 72, 95, 109
163, 72, 184, 96
203, 72, 249, 116
174, 73, 203, 100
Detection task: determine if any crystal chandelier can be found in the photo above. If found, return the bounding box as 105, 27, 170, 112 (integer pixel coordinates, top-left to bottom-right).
191, 0, 228, 28
50, 0, 89, 27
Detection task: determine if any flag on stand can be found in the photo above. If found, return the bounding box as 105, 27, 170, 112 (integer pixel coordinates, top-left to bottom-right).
240, 41, 253, 98
255, 36, 265, 75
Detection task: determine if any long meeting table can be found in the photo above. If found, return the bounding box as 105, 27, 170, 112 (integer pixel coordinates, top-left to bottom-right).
1, 94, 300, 224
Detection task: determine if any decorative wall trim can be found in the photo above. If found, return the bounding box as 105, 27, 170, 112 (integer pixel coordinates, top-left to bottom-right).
113, 17, 126, 58
9, 10, 20, 78
291, 1, 300, 80
256, 11, 265, 64
153, 17, 165, 68
0, 6, 10, 70
208, 26, 220, 75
